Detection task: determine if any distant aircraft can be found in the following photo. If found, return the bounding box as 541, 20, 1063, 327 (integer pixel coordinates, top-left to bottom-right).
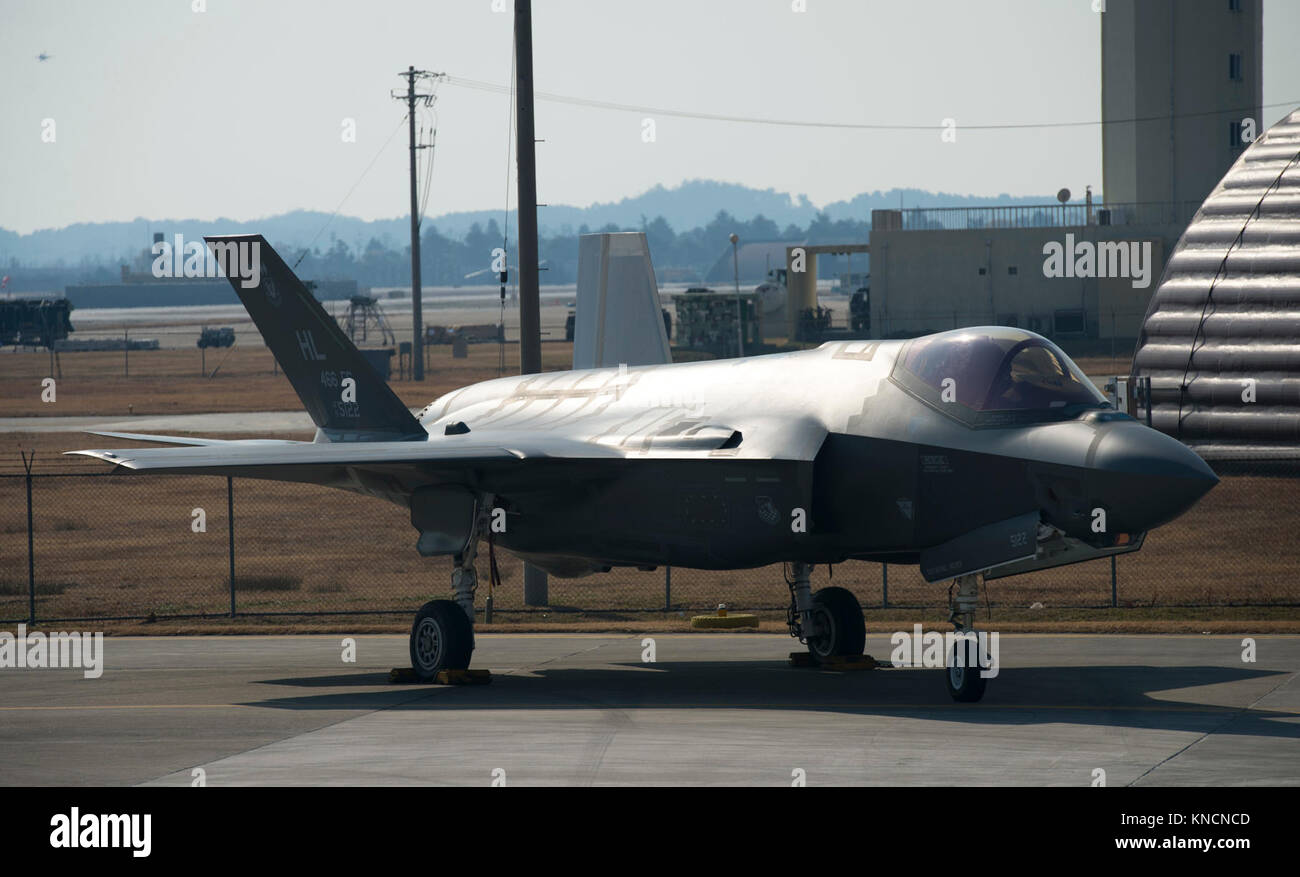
36, 52, 52, 62
73, 235, 1217, 700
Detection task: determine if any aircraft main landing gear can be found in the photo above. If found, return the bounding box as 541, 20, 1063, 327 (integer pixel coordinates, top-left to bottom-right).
410, 599, 473, 681
409, 498, 489, 682
786, 562, 866, 664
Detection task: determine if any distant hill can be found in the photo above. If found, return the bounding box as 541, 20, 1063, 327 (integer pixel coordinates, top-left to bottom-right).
390, 181, 1070, 241
0, 180, 1070, 269
0, 214, 411, 269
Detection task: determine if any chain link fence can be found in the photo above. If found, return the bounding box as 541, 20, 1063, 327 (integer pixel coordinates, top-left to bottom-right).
2, 466, 1298, 625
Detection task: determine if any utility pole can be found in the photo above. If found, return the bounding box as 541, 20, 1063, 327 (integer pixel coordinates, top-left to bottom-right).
730, 233, 744, 357
515, 0, 542, 377
515, 0, 547, 607
406, 68, 424, 381
394, 66, 444, 381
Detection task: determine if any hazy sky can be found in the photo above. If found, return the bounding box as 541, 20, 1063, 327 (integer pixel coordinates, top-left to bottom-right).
2, 0, 1297, 235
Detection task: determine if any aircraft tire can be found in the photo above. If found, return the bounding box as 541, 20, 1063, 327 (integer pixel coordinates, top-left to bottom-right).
410, 599, 474, 681
806, 586, 866, 664
945, 636, 987, 702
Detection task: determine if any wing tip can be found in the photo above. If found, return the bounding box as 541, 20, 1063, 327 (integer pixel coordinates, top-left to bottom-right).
65, 448, 138, 472
83, 430, 231, 447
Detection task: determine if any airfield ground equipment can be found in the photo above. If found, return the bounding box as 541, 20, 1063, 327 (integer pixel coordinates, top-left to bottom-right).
849, 286, 870, 334
197, 327, 235, 348
675, 287, 760, 356
795, 305, 833, 343
343, 294, 396, 346
0, 298, 73, 349
426, 324, 504, 345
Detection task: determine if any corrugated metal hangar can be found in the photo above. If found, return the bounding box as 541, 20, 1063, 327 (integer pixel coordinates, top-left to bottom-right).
1133, 109, 1300, 461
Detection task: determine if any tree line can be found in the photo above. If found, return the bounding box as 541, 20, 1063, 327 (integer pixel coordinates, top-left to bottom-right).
295, 210, 873, 287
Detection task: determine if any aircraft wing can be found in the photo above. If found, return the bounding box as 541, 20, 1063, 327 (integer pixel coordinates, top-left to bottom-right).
84, 430, 302, 447
67, 432, 626, 479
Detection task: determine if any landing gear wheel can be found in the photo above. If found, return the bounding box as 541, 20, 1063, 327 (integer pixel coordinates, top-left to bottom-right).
806, 586, 866, 664
409, 599, 474, 681
946, 636, 987, 702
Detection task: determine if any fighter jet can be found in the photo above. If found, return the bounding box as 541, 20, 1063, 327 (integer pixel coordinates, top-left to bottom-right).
72, 235, 1218, 701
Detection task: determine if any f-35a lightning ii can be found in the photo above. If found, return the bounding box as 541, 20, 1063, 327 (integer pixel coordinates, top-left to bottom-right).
72, 235, 1217, 701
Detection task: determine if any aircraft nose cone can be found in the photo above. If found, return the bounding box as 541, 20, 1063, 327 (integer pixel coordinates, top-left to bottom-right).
1092, 425, 1219, 531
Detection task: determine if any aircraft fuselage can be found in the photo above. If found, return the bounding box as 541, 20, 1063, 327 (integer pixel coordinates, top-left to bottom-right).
414, 330, 1217, 577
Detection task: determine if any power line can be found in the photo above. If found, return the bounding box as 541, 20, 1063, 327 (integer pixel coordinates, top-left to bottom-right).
416, 77, 442, 227
418, 124, 437, 227
444, 75, 1297, 133
291, 113, 409, 271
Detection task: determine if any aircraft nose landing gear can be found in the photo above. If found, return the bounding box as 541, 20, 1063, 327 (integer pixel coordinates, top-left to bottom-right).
945, 573, 987, 702
945, 645, 985, 702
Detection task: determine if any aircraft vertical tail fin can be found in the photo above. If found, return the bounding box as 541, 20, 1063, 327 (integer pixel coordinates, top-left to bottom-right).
205, 234, 424, 441
573, 232, 672, 369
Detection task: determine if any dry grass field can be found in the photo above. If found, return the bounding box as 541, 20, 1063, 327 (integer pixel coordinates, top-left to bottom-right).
1, 342, 577, 419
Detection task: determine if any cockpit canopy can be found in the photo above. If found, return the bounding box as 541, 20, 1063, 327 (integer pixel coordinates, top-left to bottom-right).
893, 327, 1109, 426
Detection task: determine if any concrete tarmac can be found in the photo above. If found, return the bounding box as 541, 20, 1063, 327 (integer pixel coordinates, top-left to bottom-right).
0, 634, 1296, 786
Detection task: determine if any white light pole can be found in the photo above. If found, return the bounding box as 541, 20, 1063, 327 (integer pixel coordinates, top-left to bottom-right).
730, 233, 744, 357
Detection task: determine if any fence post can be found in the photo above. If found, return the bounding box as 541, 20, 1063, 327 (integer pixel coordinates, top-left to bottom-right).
664, 565, 671, 611
22, 452, 35, 625
523, 563, 548, 607
227, 476, 236, 618
1110, 555, 1118, 608
882, 562, 889, 609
